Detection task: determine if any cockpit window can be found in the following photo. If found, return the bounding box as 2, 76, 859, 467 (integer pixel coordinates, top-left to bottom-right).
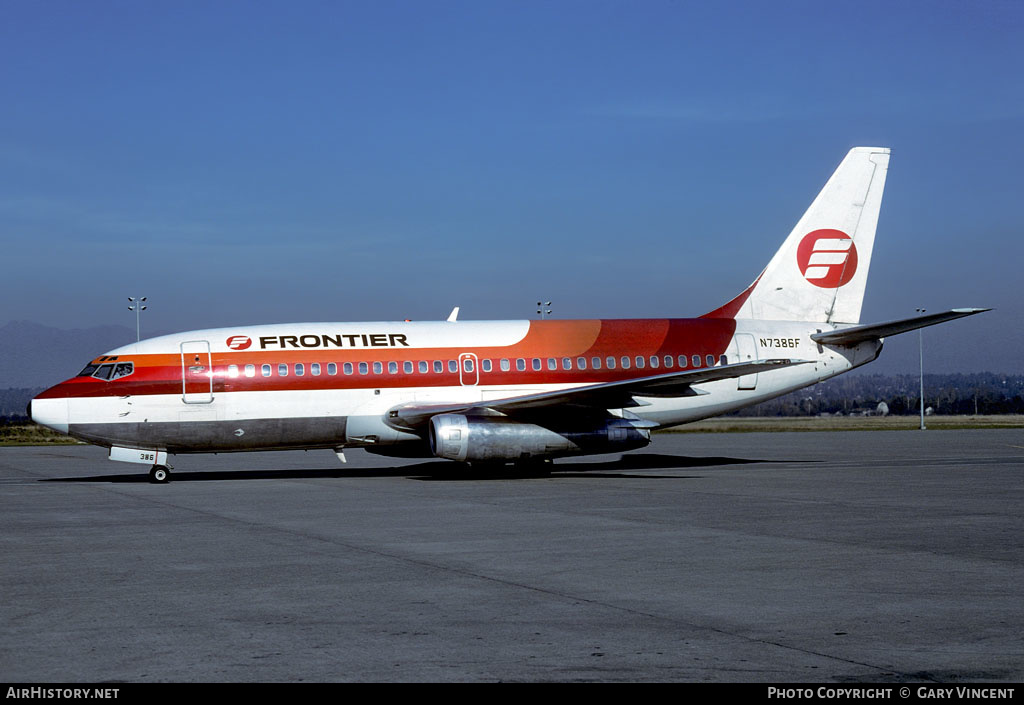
82, 362, 134, 381
111, 362, 134, 380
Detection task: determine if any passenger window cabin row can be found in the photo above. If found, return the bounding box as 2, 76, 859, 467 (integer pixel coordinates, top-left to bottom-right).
225, 354, 728, 379
77, 354, 731, 382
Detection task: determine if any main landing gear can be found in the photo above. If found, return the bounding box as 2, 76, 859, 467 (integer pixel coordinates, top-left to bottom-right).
149, 465, 171, 484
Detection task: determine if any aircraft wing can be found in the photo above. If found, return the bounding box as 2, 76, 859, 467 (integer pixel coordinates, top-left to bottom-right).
811, 308, 990, 346
385, 358, 811, 431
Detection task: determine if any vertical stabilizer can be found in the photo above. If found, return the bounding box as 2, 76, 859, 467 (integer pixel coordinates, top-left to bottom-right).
704, 147, 890, 324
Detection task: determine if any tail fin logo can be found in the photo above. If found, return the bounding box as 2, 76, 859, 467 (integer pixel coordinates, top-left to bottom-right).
797, 229, 858, 288
226, 335, 252, 350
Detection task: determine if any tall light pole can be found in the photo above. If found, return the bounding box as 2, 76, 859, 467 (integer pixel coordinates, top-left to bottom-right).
916, 307, 926, 430
129, 297, 147, 343
537, 301, 552, 320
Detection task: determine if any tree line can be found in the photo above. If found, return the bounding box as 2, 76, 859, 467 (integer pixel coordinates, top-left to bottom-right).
732, 373, 1024, 417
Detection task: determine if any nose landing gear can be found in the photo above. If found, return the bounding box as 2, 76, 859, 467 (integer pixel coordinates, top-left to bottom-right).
149, 465, 171, 483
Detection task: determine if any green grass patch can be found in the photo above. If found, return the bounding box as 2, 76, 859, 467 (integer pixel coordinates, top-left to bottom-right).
660, 415, 1024, 433
0, 423, 82, 446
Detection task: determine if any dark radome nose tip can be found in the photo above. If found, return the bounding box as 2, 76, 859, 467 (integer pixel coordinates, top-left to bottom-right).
26, 399, 32, 419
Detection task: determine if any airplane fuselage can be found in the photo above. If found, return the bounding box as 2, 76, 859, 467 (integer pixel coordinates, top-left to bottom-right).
31, 317, 879, 458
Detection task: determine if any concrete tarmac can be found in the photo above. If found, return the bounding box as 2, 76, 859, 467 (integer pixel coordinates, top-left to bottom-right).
1, 429, 1022, 682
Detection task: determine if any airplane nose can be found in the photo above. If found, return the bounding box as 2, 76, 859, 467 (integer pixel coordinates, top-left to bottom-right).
30, 397, 69, 435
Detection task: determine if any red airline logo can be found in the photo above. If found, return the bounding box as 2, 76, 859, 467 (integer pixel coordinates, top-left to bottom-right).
226, 335, 252, 350
797, 229, 858, 288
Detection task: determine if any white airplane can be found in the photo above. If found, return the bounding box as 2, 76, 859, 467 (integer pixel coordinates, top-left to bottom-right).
30, 147, 987, 482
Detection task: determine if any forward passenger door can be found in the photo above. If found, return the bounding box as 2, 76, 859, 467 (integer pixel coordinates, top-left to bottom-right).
181, 340, 214, 404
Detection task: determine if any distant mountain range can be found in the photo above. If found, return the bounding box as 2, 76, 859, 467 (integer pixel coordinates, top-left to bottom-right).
0, 320, 138, 389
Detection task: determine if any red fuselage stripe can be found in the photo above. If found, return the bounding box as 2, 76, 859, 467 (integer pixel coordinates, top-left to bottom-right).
37, 318, 738, 399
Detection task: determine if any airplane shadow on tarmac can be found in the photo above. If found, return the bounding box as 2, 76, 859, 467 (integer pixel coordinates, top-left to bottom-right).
419, 453, 789, 481
40, 453, 804, 484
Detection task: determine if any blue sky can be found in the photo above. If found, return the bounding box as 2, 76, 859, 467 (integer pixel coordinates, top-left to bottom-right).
1, 0, 1021, 372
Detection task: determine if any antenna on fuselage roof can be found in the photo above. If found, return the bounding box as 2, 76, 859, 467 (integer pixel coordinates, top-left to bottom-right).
447, 307, 460, 322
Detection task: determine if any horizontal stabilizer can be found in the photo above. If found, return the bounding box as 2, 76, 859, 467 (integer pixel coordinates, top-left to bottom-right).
811, 308, 990, 346
386, 358, 811, 430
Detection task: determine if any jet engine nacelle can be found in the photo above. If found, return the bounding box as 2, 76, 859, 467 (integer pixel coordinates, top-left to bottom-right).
428, 413, 651, 463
